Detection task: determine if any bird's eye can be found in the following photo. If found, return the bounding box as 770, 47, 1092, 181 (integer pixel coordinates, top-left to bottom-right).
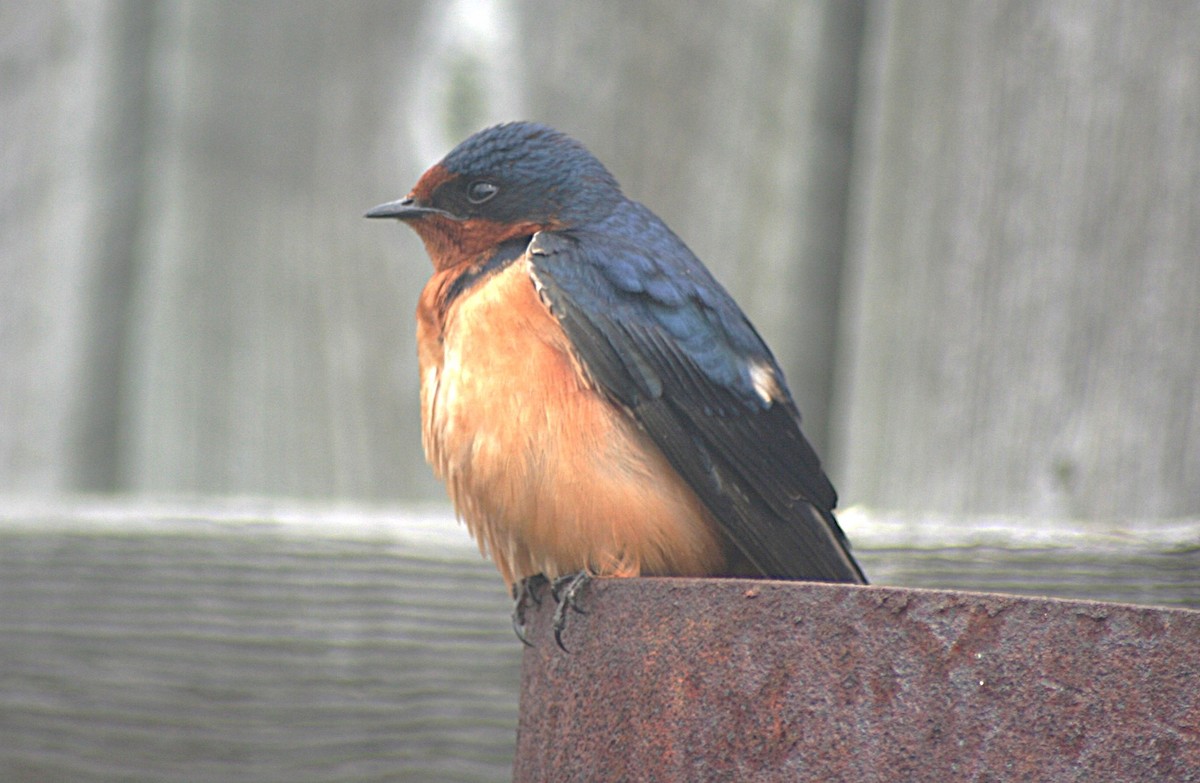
467, 180, 499, 204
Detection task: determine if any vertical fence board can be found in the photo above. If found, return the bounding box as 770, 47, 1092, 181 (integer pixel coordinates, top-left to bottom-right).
515, 0, 864, 451
836, 1, 1200, 518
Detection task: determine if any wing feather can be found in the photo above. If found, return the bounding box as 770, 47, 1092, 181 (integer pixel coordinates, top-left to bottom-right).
528, 212, 865, 584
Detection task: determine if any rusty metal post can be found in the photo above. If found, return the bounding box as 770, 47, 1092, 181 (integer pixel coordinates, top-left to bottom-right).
514, 578, 1200, 781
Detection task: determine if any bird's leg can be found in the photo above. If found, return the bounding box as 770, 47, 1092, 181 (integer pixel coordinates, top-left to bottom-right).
511, 574, 548, 646
550, 570, 592, 652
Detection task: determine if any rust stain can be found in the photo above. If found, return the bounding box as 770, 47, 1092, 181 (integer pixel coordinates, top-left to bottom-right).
514, 579, 1200, 782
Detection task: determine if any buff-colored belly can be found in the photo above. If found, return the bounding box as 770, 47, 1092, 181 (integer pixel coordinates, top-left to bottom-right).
418, 258, 726, 588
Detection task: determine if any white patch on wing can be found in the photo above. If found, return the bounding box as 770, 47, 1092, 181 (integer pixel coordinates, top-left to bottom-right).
749, 359, 783, 405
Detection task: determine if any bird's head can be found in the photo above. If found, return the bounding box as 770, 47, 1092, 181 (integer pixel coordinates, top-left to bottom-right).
367, 122, 623, 270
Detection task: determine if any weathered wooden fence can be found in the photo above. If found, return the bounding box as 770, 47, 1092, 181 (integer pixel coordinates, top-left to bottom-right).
0, 499, 519, 782
3, 1, 1200, 780
5, 1, 1197, 517
1, 498, 1196, 781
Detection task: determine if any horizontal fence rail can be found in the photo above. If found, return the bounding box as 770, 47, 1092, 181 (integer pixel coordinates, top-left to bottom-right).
0, 497, 1196, 781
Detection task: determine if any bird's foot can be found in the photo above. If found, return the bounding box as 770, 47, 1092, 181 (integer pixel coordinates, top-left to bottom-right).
550, 570, 592, 652
511, 574, 548, 646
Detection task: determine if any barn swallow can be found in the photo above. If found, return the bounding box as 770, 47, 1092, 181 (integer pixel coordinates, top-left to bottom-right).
367, 122, 865, 647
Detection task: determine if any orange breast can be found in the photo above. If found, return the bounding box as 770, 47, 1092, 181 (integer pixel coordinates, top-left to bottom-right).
417, 256, 727, 588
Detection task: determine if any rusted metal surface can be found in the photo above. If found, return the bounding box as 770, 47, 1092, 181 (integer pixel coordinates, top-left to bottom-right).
514, 579, 1200, 782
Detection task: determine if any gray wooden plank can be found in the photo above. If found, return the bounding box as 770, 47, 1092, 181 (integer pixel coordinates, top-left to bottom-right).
7, 1, 1197, 528
2, 1, 866, 495
0, 499, 1196, 782
0, 500, 519, 783
837, 1, 1200, 518
0, 1, 115, 491
125, 1, 440, 501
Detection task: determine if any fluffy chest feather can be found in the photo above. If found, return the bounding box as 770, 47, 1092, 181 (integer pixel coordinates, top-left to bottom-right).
415, 255, 725, 587
419, 257, 587, 481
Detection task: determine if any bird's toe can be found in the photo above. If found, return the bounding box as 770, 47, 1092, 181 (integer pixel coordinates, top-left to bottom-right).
550, 571, 592, 651
511, 574, 549, 646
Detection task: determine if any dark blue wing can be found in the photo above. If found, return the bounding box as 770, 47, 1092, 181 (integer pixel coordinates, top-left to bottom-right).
528, 201, 865, 583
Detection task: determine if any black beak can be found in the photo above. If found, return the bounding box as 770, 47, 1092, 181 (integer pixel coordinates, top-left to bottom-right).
364, 197, 449, 220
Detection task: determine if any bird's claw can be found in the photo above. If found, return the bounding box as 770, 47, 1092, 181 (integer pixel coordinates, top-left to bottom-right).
550, 571, 592, 652
510, 571, 591, 651
511, 574, 548, 646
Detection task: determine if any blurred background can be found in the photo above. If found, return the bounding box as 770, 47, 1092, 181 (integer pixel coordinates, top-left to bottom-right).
2, 1, 1198, 781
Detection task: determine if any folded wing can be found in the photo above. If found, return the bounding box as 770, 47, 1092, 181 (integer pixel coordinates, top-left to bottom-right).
527, 206, 865, 583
